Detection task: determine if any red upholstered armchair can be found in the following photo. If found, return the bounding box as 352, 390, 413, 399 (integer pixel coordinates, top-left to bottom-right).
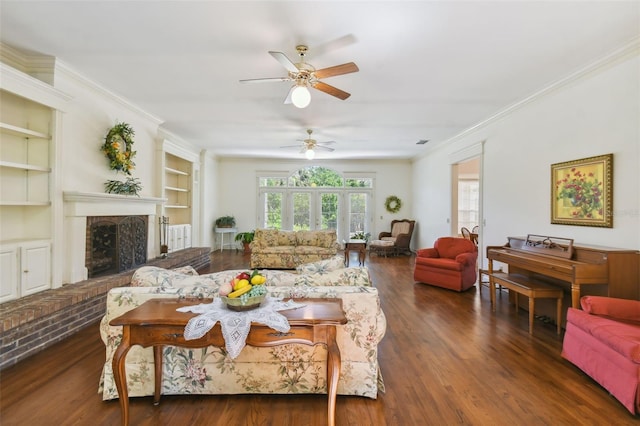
413, 237, 478, 291
562, 296, 640, 414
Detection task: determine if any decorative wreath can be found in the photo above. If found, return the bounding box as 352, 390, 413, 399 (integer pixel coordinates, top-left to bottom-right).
101, 122, 136, 175
385, 195, 402, 213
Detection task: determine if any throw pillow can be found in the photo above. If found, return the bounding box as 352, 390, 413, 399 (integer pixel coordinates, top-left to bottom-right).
296, 255, 345, 275
172, 265, 199, 276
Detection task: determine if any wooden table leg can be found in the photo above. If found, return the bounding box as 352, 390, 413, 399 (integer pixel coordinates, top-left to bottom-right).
112, 327, 132, 426
556, 297, 562, 335
153, 345, 163, 405
528, 297, 535, 335
571, 284, 581, 309
325, 326, 341, 426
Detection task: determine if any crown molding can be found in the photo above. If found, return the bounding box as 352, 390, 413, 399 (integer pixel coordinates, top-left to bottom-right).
54, 60, 164, 125
417, 36, 640, 160
0, 62, 72, 111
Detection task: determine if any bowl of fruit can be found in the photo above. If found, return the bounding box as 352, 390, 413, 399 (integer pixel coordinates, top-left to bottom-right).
219, 270, 267, 311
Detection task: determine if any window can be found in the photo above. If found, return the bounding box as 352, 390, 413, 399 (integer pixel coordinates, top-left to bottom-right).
258, 167, 374, 240
458, 179, 479, 231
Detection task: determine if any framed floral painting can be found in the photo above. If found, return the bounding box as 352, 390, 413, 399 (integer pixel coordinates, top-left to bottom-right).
551, 154, 613, 228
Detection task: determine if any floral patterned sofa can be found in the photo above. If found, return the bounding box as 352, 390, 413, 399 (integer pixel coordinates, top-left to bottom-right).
99, 262, 386, 401
249, 228, 340, 269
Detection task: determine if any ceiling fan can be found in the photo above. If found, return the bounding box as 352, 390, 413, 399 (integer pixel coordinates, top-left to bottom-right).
240, 45, 359, 108
281, 129, 336, 159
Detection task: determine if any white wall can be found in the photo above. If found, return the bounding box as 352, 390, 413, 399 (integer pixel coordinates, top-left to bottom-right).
214, 158, 414, 246
54, 64, 163, 197
412, 44, 640, 263
52, 64, 168, 283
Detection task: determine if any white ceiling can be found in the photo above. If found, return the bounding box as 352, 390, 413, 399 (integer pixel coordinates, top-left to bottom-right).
1, 1, 638, 160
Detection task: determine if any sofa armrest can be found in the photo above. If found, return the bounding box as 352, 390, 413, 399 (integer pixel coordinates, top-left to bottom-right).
455, 252, 477, 266
581, 296, 640, 322
378, 231, 392, 239
416, 248, 438, 258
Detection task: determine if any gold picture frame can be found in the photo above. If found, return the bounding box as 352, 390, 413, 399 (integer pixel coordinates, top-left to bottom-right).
551, 154, 613, 228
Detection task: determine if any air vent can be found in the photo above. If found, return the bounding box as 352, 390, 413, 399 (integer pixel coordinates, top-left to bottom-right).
416, 139, 430, 145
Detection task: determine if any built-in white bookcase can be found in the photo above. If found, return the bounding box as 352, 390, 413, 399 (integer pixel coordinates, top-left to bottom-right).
159, 137, 200, 252
0, 64, 69, 302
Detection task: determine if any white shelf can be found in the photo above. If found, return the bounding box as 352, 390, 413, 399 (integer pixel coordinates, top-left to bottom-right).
165, 204, 190, 209
0, 122, 50, 140
165, 166, 189, 176
0, 160, 51, 172
164, 186, 188, 192
1, 201, 51, 206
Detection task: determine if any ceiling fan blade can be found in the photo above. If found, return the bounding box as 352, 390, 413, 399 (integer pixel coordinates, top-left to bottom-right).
317, 141, 336, 146
312, 81, 351, 100
283, 85, 294, 104
269, 51, 299, 73
239, 77, 291, 84
315, 145, 335, 152
314, 62, 359, 79
280, 144, 303, 149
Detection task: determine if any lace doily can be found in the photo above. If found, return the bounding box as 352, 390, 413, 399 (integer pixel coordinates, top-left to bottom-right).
176, 297, 305, 359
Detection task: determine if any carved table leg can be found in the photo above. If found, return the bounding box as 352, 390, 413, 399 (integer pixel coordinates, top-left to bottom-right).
112, 327, 132, 426
153, 345, 163, 405
325, 325, 341, 426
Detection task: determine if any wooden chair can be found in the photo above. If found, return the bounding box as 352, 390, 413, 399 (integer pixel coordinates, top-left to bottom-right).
370, 219, 415, 256
460, 227, 472, 240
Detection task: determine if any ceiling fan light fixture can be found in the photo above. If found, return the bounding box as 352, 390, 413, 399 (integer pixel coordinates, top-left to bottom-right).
305, 148, 315, 160
291, 85, 311, 108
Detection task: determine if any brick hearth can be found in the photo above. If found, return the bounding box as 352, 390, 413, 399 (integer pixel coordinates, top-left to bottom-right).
0, 247, 211, 370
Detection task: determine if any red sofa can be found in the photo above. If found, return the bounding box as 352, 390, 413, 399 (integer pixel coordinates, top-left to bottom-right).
562, 296, 640, 414
413, 237, 478, 292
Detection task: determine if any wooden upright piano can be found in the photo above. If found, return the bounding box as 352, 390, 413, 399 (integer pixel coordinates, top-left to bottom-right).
487, 235, 640, 309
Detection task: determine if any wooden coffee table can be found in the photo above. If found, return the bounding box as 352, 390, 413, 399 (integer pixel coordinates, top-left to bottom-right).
109, 298, 347, 426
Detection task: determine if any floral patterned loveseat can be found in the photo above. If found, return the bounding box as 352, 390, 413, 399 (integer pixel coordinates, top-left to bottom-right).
249, 228, 340, 269
99, 263, 386, 401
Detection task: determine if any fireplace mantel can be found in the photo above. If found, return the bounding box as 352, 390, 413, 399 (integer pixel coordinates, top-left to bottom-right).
63, 191, 165, 283
64, 191, 165, 217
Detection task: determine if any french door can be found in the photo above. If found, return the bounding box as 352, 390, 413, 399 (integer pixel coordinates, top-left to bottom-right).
291, 191, 339, 231
258, 188, 371, 240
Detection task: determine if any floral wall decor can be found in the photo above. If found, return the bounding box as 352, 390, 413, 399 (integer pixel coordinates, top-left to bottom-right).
551, 153, 613, 228
385, 195, 402, 213
101, 122, 142, 196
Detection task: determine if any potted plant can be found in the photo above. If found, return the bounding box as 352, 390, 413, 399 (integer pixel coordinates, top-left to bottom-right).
215, 215, 236, 229
351, 231, 371, 242
234, 230, 255, 254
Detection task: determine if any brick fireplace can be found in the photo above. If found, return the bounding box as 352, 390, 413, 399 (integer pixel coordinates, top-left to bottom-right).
63, 191, 164, 284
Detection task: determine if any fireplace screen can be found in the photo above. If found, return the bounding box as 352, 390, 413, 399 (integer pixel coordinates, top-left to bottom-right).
87, 216, 148, 278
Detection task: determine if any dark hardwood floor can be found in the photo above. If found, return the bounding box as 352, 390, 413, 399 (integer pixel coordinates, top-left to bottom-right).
1, 250, 637, 425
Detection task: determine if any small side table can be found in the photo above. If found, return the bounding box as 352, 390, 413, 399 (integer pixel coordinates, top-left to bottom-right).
214, 227, 237, 251
344, 239, 366, 266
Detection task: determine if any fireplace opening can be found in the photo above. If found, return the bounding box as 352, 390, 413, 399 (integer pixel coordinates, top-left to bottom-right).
86, 215, 148, 278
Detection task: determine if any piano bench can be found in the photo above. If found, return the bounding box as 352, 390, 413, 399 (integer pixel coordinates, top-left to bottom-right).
488, 272, 563, 335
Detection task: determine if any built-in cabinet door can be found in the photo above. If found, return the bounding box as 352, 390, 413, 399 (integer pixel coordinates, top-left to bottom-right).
20, 241, 51, 296
183, 225, 192, 249
0, 246, 18, 303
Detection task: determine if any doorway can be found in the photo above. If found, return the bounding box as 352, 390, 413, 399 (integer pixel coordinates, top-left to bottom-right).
450, 150, 482, 243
